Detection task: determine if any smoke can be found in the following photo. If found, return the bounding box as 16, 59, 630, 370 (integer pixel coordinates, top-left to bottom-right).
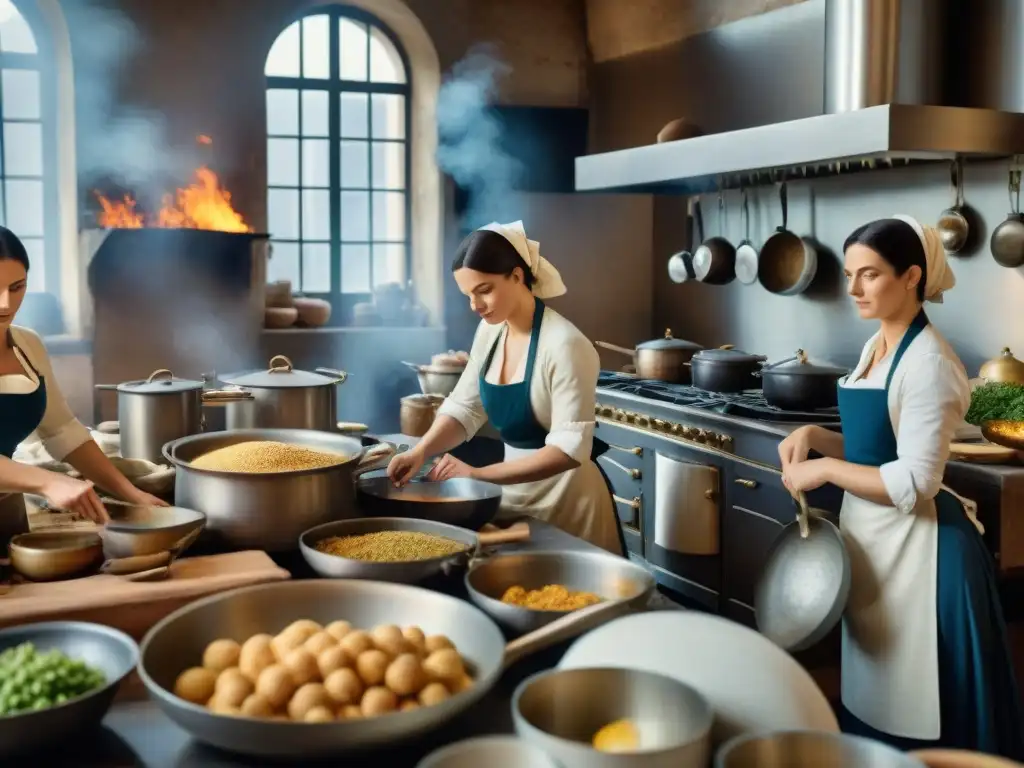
436, 45, 524, 229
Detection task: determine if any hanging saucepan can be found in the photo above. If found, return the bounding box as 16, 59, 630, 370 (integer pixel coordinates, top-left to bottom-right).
758, 181, 818, 295
990, 167, 1024, 269
937, 157, 970, 255
756, 349, 849, 411
688, 346, 768, 393
595, 330, 704, 384
668, 198, 702, 284
693, 192, 736, 285
735, 188, 759, 285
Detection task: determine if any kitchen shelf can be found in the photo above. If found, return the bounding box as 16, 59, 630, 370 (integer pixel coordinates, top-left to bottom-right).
575, 105, 1024, 194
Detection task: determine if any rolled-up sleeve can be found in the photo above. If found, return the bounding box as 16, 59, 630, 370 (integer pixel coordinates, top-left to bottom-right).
879, 353, 970, 514
543, 335, 599, 463
435, 325, 491, 441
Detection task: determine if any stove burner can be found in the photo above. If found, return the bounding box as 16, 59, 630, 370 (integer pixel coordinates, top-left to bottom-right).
597, 371, 841, 423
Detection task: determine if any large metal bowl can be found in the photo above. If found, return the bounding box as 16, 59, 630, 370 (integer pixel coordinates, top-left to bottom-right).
99, 504, 206, 559
299, 516, 479, 583
0, 621, 139, 756
417, 735, 560, 768
465, 551, 655, 634
357, 476, 502, 530
714, 731, 926, 768
8, 532, 103, 581
162, 429, 395, 551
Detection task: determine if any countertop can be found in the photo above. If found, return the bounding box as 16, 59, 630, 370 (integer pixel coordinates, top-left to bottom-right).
36, 519, 678, 767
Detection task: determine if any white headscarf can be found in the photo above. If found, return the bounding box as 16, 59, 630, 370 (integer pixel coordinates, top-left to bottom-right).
890, 214, 956, 303
478, 220, 567, 299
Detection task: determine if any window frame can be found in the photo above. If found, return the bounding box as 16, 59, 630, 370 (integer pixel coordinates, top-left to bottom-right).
265, 4, 413, 324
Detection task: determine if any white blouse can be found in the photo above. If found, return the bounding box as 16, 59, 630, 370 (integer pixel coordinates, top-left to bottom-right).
437, 306, 600, 464
841, 323, 970, 515
1, 326, 92, 461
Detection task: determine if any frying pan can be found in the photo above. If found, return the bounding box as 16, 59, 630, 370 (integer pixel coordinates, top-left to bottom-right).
758, 182, 818, 296
357, 477, 503, 530
754, 491, 850, 652
137, 579, 625, 759
734, 189, 759, 285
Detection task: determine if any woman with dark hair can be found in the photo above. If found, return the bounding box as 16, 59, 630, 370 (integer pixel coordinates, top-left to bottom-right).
0, 226, 167, 551
778, 215, 1023, 757
387, 221, 620, 553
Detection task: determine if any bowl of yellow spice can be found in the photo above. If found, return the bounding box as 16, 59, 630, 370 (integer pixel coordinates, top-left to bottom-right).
465, 551, 655, 635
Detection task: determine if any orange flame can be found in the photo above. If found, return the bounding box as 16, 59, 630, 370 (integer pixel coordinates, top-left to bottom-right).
94, 166, 251, 233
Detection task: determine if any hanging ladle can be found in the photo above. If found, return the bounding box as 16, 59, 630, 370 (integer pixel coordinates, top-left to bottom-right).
990, 165, 1024, 269
735, 187, 759, 285
937, 158, 969, 254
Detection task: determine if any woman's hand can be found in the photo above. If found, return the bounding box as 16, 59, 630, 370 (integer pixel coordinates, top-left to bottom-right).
425, 454, 475, 482
387, 447, 426, 487
778, 425, 819, 468
782, 458, 831, 495
119, 488, 169, 508
39, 473, 109, 523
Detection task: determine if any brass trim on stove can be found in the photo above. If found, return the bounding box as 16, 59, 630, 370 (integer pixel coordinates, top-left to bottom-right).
595, 404, 735, 453
601, 456, 642, 480
734, 478, 759, 489
613, 494, 641, 510
607, 443, 643, 457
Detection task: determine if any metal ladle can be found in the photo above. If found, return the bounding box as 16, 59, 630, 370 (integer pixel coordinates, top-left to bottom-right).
735, 187, 759, 285
937, 158, 969, 254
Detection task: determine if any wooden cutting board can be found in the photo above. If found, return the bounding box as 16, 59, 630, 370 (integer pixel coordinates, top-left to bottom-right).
949, 441, 1019, 464
0, 551, 291, 640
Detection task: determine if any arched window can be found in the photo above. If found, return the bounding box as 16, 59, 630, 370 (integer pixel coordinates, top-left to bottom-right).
0, 0, 59, 295
265, 6, 411, 317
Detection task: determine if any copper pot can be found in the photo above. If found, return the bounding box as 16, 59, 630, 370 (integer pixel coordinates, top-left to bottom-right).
400, 394, 444, 437
596, 329, 704, 384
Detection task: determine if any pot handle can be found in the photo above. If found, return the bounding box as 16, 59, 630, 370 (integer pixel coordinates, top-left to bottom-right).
402, 361, 425, 372
267, 355, 294, 373
351, 441, 404, 479
200, 388, 255, 406
755, 349, 804, 375
476, 522, 531, 548
594, 341, 636, 358
314, 367, 349, 385
95, 384, 119, 391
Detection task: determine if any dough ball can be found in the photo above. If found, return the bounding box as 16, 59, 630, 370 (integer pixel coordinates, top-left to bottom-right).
304, 630, 337, 656
282, 647, 320, 687
339, 629, 373, 657
423, 648, 464, 686
283, 619, 322, 639
371, 624, 408, 656
202, 638, 242, 672
287, 682, 331, 721
339, 704, 362, 719
303, 705, 335, 723
208, 698, 241, 716
173, 667, 217, 705
399, 698, 420, 712
238, 634, 276, 681
215, 667, 255, 708
271, 628, 308, 660
323, 667, 363, 706
384, 653, 427, 697
402, 626, 426, 655
325, 620, 352, 642
239, 693, 274, 718
451, 672, 475, 694
424, 635, 454, 654
316, 645, 350, 679
355, 649, 390, 687
418, 682, 451, 707
361, 686, 398, 717
256, 664, 297, 709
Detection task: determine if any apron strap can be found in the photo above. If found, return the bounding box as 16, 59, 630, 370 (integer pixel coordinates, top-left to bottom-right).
520, 298, 545, 388
884, 309, 929, 391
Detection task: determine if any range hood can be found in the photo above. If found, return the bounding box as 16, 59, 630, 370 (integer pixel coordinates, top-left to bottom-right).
575, 105, 1024, 194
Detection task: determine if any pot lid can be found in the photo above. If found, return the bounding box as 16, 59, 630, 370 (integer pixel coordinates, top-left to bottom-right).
692, 345, 766, 363
762, 349, 849, 377
979, 347, 1024, 385
118, 369, 203, 394
636, 328, 703, 352
220, 355, 349, 389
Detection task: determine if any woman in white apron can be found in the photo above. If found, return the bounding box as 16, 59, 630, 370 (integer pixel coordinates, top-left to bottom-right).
0, 227, 167, 554
778, 216, 1023, 757
387, 221, 622, 554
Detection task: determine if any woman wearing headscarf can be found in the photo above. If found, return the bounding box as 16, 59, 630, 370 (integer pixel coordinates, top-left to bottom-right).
778, 216, 1024, 757
387, 221, 621, 554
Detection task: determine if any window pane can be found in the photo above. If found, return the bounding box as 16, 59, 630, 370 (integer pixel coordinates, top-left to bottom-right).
301, 243, 330, 292
372, 191, 405, 241
266, 89, 299, 135
369, 26, 405, 84
265, 22, 300, 77
301, 139, 329, 187
0, 10, 37, 54
1, 69, 40, 119
23, 237, 43, 292
267, 241, 300, 285
4, 122, 42, 177
5, 179, 43, 236
373, 243, 405, 287
301, 90, 328, 137
301, 189, 330, 240
371, 94, 405, 140
341, 244, 370, 293
340, 93, 368, 138
340, 140, 368, 189
302, 15, 329, 80
268, 188, 299, 240
339, 18, 368, 81
267, 138, 298, 186
339, 191, 369, 241
371, 142, 405, 189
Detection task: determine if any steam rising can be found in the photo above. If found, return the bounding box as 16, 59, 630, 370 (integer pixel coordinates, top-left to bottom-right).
436, 45, 523, 229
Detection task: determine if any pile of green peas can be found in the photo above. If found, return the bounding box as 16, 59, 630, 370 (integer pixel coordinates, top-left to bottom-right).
0, 642, 106, 716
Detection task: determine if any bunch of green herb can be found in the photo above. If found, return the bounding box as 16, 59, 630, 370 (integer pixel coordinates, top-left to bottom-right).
0, 642, 106, 716
965, 381, 1024, 426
